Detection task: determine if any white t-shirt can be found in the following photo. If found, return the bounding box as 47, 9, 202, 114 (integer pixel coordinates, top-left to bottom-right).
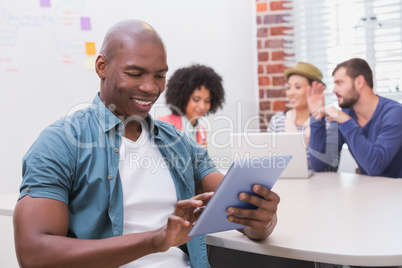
119, 129, 190, 268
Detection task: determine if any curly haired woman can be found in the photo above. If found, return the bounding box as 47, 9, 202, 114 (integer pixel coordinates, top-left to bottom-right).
158, 64, 225, 148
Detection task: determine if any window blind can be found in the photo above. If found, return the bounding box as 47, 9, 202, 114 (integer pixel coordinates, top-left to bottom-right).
289, 0, 402, 102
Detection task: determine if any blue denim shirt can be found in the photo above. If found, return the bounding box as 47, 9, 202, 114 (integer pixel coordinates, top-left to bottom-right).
20, 93, 218, 267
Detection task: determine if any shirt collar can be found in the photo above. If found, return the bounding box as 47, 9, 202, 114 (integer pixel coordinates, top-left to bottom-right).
92, 93, 160, 137
92, 93, 122, 133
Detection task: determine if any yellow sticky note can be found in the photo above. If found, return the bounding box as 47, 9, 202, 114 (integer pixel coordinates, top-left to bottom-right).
85, 42, 96, 55
84, 55, 96, 70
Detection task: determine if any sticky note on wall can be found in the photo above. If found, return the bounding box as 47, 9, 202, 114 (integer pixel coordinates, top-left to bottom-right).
84, 55, 96, 71
85, 42, 96, 55
40, 0, 51, 7
81, 17, 91, 30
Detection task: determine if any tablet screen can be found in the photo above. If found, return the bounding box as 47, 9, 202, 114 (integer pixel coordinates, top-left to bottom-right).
189, 155, 292, 237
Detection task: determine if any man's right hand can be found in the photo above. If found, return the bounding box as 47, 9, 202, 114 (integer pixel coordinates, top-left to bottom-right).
198, 140, 208, 149
150, 192, 214, 253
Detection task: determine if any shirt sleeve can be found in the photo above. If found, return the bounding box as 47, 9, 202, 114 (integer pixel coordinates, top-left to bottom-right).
20, 125, 75, 204
339, 106, 402, 176
267, 115, 277, 132
267, 112, 285, 132
308, 116, 343, 172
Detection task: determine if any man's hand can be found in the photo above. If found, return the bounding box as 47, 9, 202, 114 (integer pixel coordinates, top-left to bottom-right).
307, 81, 326, 120
150, 192, 214, 252
325, 106, 351, 124
306, 82, 350, 124
226, 185, 280, 240
198, 140, 208, 149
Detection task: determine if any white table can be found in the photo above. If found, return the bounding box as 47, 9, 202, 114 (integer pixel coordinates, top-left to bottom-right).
206, 172, 402, 267
0, 194, 18, 216
0, 194, 19, 267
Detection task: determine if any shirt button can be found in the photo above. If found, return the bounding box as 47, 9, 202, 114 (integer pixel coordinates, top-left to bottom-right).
108, 175, 113, 180
26, 188, 30, 193
114, 148, 119, 153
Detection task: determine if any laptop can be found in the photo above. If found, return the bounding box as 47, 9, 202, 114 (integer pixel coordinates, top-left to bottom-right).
208, 132, 312, 178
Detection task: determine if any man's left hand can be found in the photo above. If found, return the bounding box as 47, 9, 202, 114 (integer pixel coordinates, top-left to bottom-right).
325, 106, 351, 124
227, 185, 280, 240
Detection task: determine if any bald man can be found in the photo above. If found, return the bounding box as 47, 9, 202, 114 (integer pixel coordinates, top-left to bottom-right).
14, 19, 280, 268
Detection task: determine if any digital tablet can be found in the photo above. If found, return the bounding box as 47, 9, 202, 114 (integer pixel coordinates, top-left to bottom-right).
189, 155, 292, 237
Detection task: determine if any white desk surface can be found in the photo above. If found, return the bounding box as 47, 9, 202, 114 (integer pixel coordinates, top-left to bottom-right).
0, 194, 18, 217
206, 172, 402, 266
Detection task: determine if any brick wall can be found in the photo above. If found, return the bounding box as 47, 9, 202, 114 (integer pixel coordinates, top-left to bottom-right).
256, 0, 293, 131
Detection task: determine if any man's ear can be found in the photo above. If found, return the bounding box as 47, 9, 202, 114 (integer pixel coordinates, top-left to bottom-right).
95, 55, 106, 79
354, 75, 366, 91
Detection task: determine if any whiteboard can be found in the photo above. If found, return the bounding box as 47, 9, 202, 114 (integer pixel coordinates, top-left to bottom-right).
0, 0, 259, 194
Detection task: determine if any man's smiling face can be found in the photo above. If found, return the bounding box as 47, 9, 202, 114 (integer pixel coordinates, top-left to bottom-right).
99, 38, 168, 122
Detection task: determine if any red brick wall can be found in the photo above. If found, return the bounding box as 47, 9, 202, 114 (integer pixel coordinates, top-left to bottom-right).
256, 0, 293, 131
